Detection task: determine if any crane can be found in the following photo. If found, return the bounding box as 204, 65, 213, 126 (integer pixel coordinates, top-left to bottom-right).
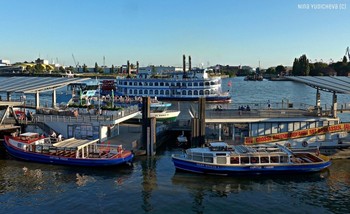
72, 54, 79, 67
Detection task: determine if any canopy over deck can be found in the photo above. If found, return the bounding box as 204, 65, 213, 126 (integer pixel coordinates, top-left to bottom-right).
286, 76, 350, 94
53, 138, 99, 150
0, 77, 90, 93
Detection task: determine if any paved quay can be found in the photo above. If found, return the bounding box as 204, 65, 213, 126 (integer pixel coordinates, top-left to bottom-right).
108, 123, 143, 153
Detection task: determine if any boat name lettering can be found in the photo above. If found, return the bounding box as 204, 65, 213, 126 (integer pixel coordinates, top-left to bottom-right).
196, 163, 218, 168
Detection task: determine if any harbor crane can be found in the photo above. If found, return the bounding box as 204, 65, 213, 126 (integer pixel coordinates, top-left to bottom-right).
72, 54, 79, 68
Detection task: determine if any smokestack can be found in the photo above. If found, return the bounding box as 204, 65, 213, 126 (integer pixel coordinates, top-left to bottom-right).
189, 56, 191, 71
127, 60, 130, 75
183, 54, 186, 72
136, 61, 139, 74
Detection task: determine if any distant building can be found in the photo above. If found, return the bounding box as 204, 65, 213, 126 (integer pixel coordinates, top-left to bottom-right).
0, 59, 10, 66
35, 58, 49, 65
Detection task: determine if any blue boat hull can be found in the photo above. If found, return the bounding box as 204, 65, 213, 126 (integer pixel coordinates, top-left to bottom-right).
172, 157, 331, 176
3, 142, 134, 167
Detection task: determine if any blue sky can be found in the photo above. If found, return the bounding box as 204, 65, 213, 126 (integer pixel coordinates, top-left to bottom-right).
0, 0, 349, 68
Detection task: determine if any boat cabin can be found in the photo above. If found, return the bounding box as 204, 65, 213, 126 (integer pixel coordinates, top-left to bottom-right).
185, 142, 321, 165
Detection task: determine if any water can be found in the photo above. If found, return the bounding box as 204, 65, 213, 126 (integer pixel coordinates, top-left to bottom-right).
1, 76, 350, 213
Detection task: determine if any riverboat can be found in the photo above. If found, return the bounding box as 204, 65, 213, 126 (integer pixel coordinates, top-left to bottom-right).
172, 142, 331, 176
115, 68, 231, 103
3, 132, 134, 167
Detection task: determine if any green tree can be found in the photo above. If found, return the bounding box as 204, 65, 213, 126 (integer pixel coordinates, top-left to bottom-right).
265, 67, 276, 74
292, 55, 310, 76
275, 65, 286, 75
94, 62, 99, 73
343, 56, 348, 64
83, 64, 88, 73
110, 64, 115, 73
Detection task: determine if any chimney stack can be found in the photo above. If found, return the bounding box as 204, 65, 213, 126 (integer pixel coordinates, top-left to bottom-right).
127, 60, 130, 75
136, 61, 139, 74
189, 55, 191, 71
183, 54, 186, 73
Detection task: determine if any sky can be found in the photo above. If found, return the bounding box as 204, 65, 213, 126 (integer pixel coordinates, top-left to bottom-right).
0, 0, 349, 68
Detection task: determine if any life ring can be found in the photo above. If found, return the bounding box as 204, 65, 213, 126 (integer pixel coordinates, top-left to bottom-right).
285, 143, 291, 148
302, 141, 308, 147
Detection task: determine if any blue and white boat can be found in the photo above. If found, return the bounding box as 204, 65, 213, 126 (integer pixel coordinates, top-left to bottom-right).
115, 68, 231, 103
4, 132, 134, 167
172, 142, 331, 176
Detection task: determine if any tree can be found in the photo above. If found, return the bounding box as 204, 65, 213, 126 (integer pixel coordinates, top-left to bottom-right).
292, 55, 310, 76
82, 64, 88, 73
265, 67, 276, 74
275, 65, 286, 75
343, 56, 348, 64
110, 64, 115, 73
94, 62, 99, 73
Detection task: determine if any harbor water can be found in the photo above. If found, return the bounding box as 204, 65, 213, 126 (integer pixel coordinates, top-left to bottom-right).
1, 77, 350, 213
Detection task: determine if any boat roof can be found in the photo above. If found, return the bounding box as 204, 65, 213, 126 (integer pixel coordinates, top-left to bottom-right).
53, 138, 99, 150
20, 132, 39, 137
209, 142, 228, 147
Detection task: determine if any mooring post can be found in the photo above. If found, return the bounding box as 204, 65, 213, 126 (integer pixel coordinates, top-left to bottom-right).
141, 97, 156, 156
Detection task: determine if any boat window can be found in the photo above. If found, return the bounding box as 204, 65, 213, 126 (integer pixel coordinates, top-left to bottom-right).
230, 157, 239, 164
160, 90, 164, 95
280, 156, 289, 163
139, 82, 142, 86
165, 90, 169, 95
176, 83, 181, 87
194, 82, 198, 87
217, 157, 227, 164
165, 82, 169, 86
149, 82, 153, 86
155, 90, 159, 95
199, 82, 204, 86
251, 157, 259, 164
128, 82, 132, 86
199, 90, 204, 95
134, 82, 137, 86
139, 89, 143, 94
205, 90, 210, 95
182, 83, 186, 87
149, 90, 153, 95
144, 90, 148, 94
241, 157, 250, 164
155, 82, 159, 86
188, 82, 192, 87
194, 90, 198, 95
270, 156, 279, 163
182, 90, 186, 95
205, 82, 210, 86
160, 82, 164, 86
260, 157, 269, 163
129, 89, 132, 94
211, 81, 215, 85
171, 83, 175, 86
193, 154, 203, 161
204, 157, 213, 163
124, 82, 127, 85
